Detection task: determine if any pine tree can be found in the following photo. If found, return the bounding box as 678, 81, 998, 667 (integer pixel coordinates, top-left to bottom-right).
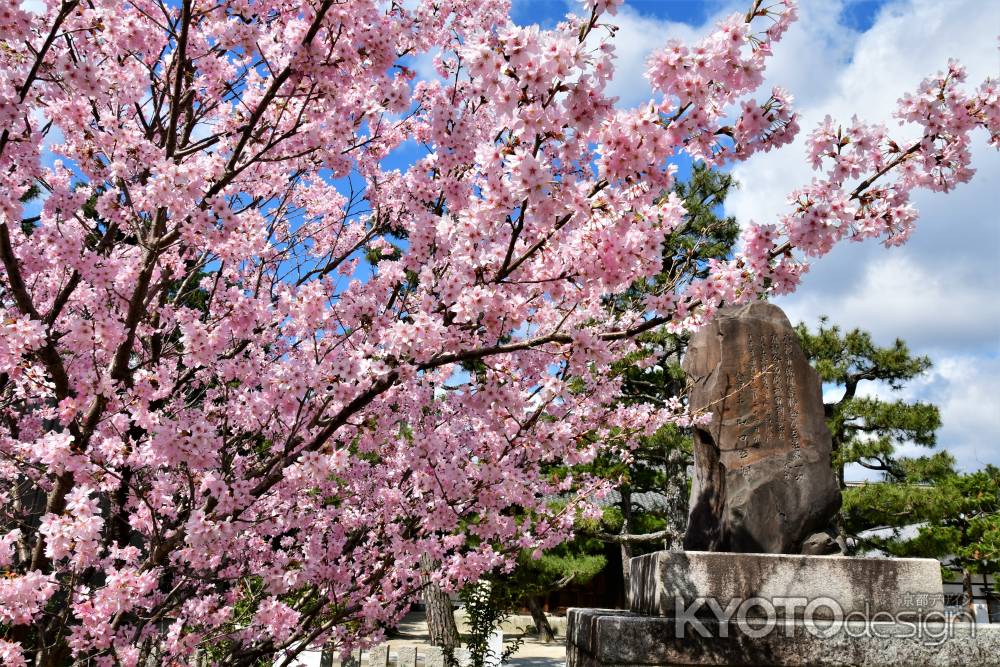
856, 466, 1000, 614
795, 319, 942, 552
796, 321, 999, 612
497, 531, 607, 642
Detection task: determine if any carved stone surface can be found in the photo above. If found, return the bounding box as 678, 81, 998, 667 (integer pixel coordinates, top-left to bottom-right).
569, 549, 991, 666
682, 302, 841, 554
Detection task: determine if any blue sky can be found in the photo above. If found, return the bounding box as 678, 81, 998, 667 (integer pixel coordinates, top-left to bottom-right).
698, 0, 1000, 476
509, 0, 885, 32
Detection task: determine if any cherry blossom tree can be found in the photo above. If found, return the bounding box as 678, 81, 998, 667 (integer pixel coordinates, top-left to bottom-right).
0, 0, 996, 663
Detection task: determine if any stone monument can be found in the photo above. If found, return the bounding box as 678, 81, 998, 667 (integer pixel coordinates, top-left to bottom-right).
682, 302, 841, 554
566, 303, 1000, 666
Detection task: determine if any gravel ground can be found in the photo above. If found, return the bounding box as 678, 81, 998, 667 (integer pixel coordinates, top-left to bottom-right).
296, 610, 569, 666
387, 610, 568, 666
380, 636, 566, 665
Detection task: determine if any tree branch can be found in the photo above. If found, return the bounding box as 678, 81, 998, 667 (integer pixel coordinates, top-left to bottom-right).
594, 528, 678, 545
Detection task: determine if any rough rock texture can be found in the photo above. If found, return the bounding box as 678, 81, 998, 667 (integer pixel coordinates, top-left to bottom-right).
628, 551, 945, 618
566, 608, 1000, 666
802, 530, 839, 555
682, 302, 841, 554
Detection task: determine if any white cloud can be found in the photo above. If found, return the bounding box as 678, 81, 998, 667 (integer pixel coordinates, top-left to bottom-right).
601, 1, 863, 108
780, 249, 1000, 352
929, 356, 1000, 472
728, 0, 1000, 224
384, 0, 1000, 473
601, 6, 703, 108
409, 51, 444, 87
746, 0, 859, 105
842, 352, 1000, 475
722, 0, 1000, 473
587, 0, 999, 472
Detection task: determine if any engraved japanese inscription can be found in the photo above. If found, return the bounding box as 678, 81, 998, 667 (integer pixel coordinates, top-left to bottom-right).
682, 302, 841, 554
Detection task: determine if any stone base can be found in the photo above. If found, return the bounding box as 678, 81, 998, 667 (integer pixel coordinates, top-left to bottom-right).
629, 551, 944, 618
567, 551, 993, 666
566, 608, 1000, 666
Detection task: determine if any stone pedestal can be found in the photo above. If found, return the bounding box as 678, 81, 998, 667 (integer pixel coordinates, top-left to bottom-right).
566, 551, 1000, 666
566, 609, 1000, 666
629, 551, 944, 619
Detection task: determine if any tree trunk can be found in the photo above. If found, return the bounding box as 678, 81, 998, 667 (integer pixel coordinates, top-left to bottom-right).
620, 486, 634, 606
422, 553, 461, 648
962, 567, 977, 621
526, 595, 555, 642
665, 447, 690, 551
834, 461, 850, 555
834, 511, 850, 555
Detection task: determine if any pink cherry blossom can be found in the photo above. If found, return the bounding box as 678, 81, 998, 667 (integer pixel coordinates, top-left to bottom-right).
0, 0, 996, 663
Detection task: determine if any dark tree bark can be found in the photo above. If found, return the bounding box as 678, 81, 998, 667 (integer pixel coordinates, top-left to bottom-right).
421, 553, 461, 648
620, 486, 634, 606
663, 447, 690, 551
526, 596, 555, 643
962, 567, 976, 620
833, 462, 851, 555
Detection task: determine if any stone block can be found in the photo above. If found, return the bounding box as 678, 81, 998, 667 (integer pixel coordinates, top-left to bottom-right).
630, 551, 944, 619
397, 647, 416, 667
367, 646, 388, 667
423, 646, 445, 667
566, 607, 1000, 666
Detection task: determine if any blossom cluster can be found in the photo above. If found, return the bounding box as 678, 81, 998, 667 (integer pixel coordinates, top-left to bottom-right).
733, 59, 1000, 301
0, 0, 996, 663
